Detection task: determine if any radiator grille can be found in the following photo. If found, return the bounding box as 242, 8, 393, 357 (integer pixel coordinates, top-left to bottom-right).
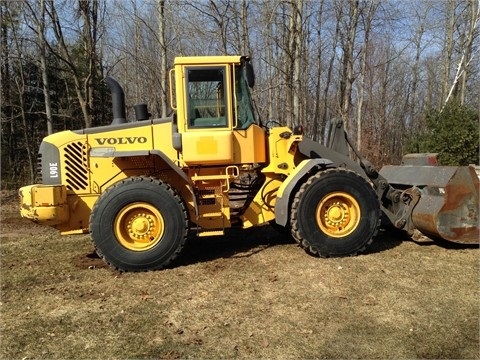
64, 142, 89, 191
36, 153, 43, 183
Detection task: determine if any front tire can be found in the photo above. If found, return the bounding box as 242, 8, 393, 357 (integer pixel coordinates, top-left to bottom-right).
90, 177, 188, 271
290, 169, 380, 257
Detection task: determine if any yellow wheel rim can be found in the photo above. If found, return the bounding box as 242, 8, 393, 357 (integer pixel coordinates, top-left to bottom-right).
316, 192, 361, 238
114, 202, 165, 251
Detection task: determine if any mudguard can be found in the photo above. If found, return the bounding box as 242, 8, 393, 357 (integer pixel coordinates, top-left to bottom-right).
274, 158, 332, 226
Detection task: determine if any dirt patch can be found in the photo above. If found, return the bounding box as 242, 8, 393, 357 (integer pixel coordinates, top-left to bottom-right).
72, 251, 109, 270
1, 191, 479, 359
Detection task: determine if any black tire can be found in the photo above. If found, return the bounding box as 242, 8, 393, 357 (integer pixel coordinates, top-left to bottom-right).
290, 169, 380, 257
90, 176, 188, 271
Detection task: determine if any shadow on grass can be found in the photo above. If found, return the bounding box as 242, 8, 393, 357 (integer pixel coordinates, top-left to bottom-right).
176, 226, 295, 266
74, 226, 296, 271
406, 235, 479, 250
178, 226, 408, 266
76, 226, 476, 271
371, 228, 479, 252
363, 229, 405, 255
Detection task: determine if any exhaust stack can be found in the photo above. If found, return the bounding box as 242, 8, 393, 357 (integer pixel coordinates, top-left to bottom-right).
105, 76, 127, 125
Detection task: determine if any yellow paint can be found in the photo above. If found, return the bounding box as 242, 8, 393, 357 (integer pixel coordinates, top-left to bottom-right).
182, 132, 233, 164
276, 159, 311, 198
261, 127, 302, 176
233, 124, 267, 164
19, 185, 69, 225
187, 166, 233, 229
20, 55, 306, 236
172, 57, 235, 133
241, 175, 282, 228
115, 202, 165, 251
43, 130, 83, 148
197, 136, 218, 154
174, 56, 243, 66
316, 192, 361, 237
57, 194, 99, 233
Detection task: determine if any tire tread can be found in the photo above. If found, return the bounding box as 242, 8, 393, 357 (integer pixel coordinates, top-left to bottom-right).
89, 176, 188, 272
290, 168, 381, 257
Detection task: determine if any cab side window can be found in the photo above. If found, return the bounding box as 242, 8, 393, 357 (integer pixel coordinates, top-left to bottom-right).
235, 66, 256, 130
187, 67, 228, 128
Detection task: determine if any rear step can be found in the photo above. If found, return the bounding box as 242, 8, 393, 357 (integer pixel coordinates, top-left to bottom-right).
197, 230, 225, 237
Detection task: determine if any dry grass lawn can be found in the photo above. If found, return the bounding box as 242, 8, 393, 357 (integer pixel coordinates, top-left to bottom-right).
1, 190, 479, 359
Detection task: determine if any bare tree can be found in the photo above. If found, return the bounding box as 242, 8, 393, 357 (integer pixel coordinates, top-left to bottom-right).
158, 0, 168, 117
355, 0, 379, 151
443, 0, 479, 107
319, 3, 341, 145
45, 0, 103, 128
337, 0, 360, 132
441, 0, 456, 105
408, 4, 430, 131
4, 4, 35, 182
241, 0, 251, 55
310, 0, 326, 142
286, 0, 304, 128
25, 0, 53, 135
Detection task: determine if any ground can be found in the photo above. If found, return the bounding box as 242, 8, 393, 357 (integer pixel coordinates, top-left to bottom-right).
1, 190, 479, 359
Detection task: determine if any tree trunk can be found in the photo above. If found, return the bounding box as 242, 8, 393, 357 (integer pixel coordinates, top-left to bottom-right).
241, 0, 251, 55
459, 0, 478, 104
312, 0, 324, 142
286, 0, 303, 128
158, 0, 168, 117
1, 2, 16, 176
37, 0, 54, 134
441, 0, 455, 105
356, 1, 378, 151
321, 10, 340, 145
47, 0, 100, 128
339, 0, 359, 132
8, 10, 35, 183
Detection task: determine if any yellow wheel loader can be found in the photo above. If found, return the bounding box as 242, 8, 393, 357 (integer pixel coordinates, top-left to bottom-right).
19, 56, 479, 271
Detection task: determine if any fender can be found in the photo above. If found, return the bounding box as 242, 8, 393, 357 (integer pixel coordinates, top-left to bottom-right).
89, 149, 197, 216
274, 158, 332, 227
149, 150, 198, 216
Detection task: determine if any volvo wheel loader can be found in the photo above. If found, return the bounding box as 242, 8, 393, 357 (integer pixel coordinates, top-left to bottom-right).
19, 56, 479, 271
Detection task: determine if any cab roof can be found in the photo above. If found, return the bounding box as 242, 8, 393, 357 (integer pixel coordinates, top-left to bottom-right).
173, 55, 250, 66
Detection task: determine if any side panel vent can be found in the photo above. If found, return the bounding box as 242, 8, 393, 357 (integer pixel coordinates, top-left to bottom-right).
196, 189, 216, 205
64, 142, 89, 191
36, 153, 43, 183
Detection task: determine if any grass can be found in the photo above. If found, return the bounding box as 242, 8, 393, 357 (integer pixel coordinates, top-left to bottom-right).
1, 190, 479, 359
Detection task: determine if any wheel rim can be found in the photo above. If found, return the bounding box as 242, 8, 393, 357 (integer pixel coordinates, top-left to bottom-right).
316, 192, 361, 238
114, 202, 165, 251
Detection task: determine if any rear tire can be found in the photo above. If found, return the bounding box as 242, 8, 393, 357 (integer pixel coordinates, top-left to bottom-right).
90, 176, 188, 271
290, 169, 380, 257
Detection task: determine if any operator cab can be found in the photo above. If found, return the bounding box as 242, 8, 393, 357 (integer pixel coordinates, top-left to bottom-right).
183, 58, 256, 130
171, 56, 265, 166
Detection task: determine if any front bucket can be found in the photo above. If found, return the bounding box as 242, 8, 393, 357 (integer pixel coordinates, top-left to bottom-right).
379, 164, 479, 244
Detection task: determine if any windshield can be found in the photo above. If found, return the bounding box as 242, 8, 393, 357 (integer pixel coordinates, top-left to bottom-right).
234, 65, 256, 130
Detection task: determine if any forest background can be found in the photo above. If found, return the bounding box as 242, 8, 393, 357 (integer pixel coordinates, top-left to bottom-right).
1, 0, 479, 189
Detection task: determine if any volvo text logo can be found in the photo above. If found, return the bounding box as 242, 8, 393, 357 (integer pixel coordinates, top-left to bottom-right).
94, 137, 148, 145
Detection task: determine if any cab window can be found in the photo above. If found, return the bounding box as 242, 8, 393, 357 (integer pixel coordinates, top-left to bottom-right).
235, 65, 256, 130
186, 67, 228, 128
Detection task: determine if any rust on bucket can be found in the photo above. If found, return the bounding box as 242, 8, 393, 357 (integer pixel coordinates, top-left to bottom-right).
380, 164, 479, 244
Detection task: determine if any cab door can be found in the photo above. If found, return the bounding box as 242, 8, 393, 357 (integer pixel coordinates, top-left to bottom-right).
181, 66, 234, 165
